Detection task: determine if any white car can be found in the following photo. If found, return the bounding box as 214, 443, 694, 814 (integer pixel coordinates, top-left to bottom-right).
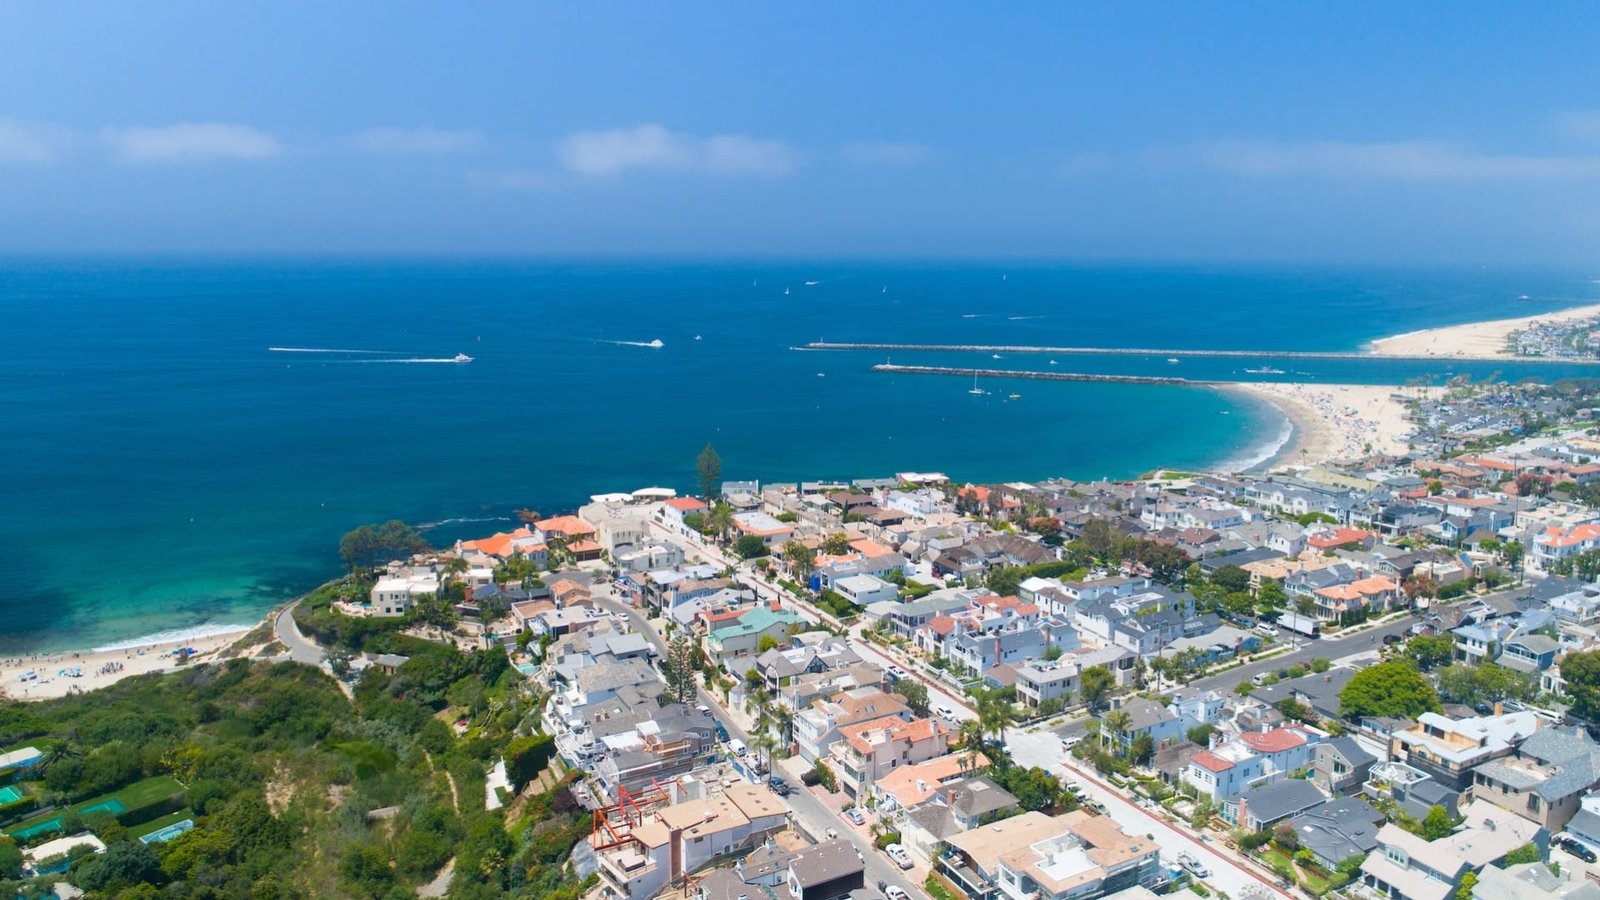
884, 886, 912, 900
1060, 735, 1081, 751
885, 843, 913, 870
934, 704, 957, 722
1176, 852, 1210, 878
727, 739, 747, 757
886, 665, 910, 680
1254, 622, 1279, 637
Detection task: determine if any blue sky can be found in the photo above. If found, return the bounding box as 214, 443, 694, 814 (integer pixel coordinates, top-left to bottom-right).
3, 2, 1599, 262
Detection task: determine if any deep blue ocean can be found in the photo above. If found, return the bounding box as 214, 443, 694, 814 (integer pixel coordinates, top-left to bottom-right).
3, 258, 1598, 651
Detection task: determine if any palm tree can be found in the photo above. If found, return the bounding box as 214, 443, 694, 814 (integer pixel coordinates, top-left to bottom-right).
1101, 709, 1131, 752
37, 742, 82, 775
976, 693, 1015, 756
707, 504, 735, 542
958, 719, 985, 771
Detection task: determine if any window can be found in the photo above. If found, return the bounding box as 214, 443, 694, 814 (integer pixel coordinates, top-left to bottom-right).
1528, 795, 1541, 813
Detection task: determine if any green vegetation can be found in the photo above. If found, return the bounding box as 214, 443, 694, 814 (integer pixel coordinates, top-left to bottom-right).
1338, 659, 1440, 720
1404, 634, 1455, 672
695, 443, 722, 501
337, 520, 431, 570
0, 642, 583, 899
1561, 649, 1600, 722
1435, 662, 1535, 708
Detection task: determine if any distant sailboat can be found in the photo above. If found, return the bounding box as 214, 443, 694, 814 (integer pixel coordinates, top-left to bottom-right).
881, 285, 887, 293
968, 374, 986, 396
784, 286, 790, 296
694, 335, 703, 341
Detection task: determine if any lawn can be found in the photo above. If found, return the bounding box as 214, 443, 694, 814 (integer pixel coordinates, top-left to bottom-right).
1258, 847, 1296, 878
128, 809, 196, 840
4, 774, 185, 839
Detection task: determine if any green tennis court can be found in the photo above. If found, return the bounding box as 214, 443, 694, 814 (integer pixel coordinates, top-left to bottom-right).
0, 785, 24, 804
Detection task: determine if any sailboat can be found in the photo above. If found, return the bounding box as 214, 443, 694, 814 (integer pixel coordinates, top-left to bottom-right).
968, 373, 986, 396
784, 286, 790, 296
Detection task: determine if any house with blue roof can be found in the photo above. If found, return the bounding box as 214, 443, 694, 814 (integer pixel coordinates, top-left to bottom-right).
702, 606, 801, 665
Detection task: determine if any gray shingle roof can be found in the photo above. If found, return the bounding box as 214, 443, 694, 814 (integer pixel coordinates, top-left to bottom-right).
1239, 778, 1327, 825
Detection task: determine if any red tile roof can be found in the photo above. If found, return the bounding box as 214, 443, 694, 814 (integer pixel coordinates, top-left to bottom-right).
1188, 750, 1234, 773
1239, 727, 1307, 754
665, 497, 708, 512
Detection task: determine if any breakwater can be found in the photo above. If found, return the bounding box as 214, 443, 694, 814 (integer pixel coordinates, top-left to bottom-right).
812, 341, 1591, 364
872, 364, 1224, 385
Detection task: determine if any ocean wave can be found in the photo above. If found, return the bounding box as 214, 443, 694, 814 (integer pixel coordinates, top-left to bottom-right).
1218, 402, 1294, 473
416, 516, 512, 531
93, 623, 253, 653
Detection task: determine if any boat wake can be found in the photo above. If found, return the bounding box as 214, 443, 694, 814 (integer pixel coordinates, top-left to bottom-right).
416, 515, 513, 531
269, 347, 404, 354
353, 358, 471, 364
599, 339, 665, 349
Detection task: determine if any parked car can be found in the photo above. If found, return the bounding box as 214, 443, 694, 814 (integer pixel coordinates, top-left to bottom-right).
934, 704, 957, 722
727, 739, 747, 757
886, 665, 910, 681
1254, 622, 1279, 637
1558, 836, 1597, 862
1251, 672, 1270, 687
885, 843, 913, 870
882, 885, 911, 900
1060, 735, 1081, 751
768, 777, 791, 796
1176, 852, 1210, 878
843, 807, 866, 825
1382, 633, 1402, 646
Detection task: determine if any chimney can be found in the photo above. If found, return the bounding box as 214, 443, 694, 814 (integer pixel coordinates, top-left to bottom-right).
1494, 701, 1504, 716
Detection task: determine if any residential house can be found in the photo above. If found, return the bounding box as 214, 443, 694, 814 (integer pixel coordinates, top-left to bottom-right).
1389, 711, 1541, 791
1226, 778, 1328, 831
1470, 725, 1600, 832
732, 511, 795, 548
990, 811, 1164, 900
899, 776, 1022, 861
1103, 697, 1183, 755
362, 571, 439, 617
755, 637, 864, 695
792, 687, 911, 765
1289, 796, 1386, 870
1359, 799, 1542, 900
1313, 735, 1377, 795
1470, 861, 1600, 900
593, 781, 787, 900
830, 573, 899, 607
829, 716, 952, 798
703, 606, 801, 665
655, 496, 709, 536
1182, 725, 1324, 801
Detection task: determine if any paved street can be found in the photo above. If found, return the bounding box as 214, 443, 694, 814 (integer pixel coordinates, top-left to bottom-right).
274, 601, 326, 665
1006, 728, 1286, 900
593, 590, 927, 900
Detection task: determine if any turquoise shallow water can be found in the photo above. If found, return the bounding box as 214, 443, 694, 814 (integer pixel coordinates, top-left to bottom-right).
1, 258, 1596, 652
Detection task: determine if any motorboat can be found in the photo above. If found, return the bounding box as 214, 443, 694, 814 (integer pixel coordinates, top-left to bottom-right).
453, 353, 474, 363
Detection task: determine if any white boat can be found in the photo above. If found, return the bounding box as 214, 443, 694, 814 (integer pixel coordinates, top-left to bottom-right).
992, 353, 1003, 359
1049, 359, 1058, 365
1167, 357, 1180, 364
784, 287, 790, 296
804, 280, 820, 286
646, 339, 664, 348
968, 374, 986, 396
816, 372, 826, 377
694, 335, 703, 341
1244, 366, 1285, 374
453, 353, 473, 363
881, 285, 887, 293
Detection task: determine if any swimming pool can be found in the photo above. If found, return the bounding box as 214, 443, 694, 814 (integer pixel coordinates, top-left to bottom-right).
516, 662, 539, 677
0, 785, 24, 805
139, 819, 194, 844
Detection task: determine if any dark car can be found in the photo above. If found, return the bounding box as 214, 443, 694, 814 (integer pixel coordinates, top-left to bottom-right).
1558, 836, 1597, 862
768, 777, 791, 796
1382, 633, 1402, 646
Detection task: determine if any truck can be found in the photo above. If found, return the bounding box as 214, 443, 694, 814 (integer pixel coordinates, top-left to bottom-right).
1277, 612, 1321, 639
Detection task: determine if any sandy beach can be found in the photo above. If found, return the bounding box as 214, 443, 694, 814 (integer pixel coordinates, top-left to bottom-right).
1226, 382, 1430, 469
1369, 302, 1600, 360
0, 627, 253, 702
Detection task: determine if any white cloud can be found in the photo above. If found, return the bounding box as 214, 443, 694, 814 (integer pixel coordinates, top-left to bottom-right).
350, 127, 484, 154
840, 140, 933, 165
101, 123, 281, 163
467, 169, 555, 191
556, 124, 799, 177
1188, 139, 1600, 181
0, 117, 71, 163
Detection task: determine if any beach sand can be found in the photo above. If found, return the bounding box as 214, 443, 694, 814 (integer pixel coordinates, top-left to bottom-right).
0, 627, 253, 702
1369, 302, 1600, 360
1226, 382, 1431, 469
